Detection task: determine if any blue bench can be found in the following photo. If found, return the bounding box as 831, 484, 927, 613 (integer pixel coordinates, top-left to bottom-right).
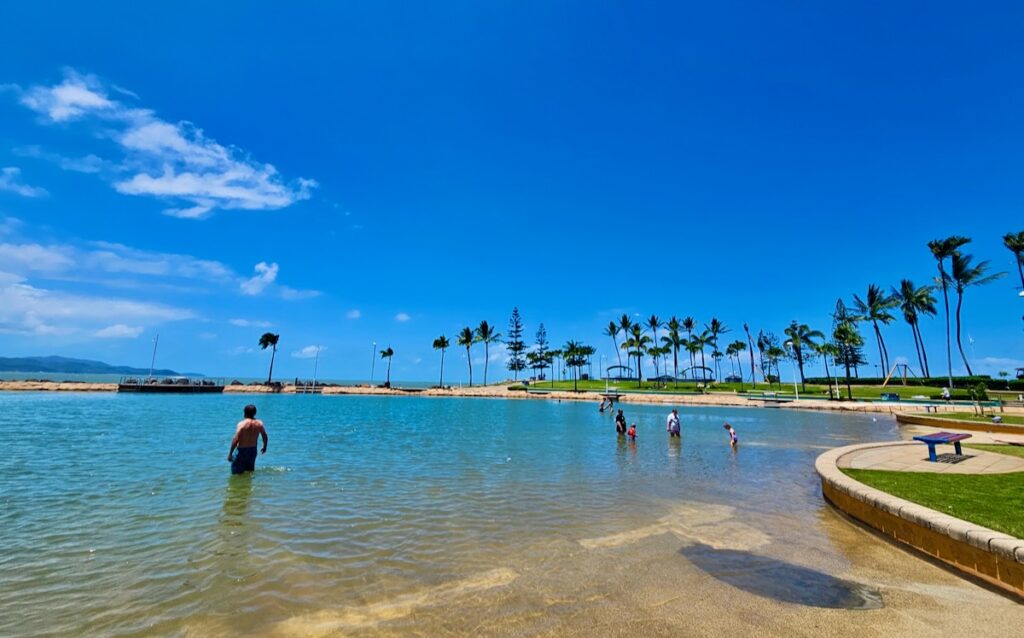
912, 431, 972, 462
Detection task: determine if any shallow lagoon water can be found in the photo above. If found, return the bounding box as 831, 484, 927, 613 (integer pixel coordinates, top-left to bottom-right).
0, 393, 1020, 636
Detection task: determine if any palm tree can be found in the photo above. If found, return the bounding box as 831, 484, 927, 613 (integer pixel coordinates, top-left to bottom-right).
562, 340, 590, 391
604, 321, 622, 370
432, 335, 449, 388
929, 236, 972, 388
684, 338, 702, 383
695, 330, 710, 380
833, 322, 863, 399
743, 323, 757, 386
1004, 231, 1024, 291
457, 326, 475, 386
258, 332, 280, 384
662, 316, 684, 388
622, 324, 651, 388
379, 346, 394, 386
892, 279, 937, 378
646, 315, 663, 373
852, 284, 898, 376
950, 252, 1005, 375
705, 318, 728, 381
727, 339, 747, 390
812, 341, 840, 399
782, 321, 824, 390
549, 348, 563, 385
475, 320, 502, 385
682, 316, 697, 375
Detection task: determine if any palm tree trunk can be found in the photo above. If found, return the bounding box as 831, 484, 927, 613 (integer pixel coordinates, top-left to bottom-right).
637, 352, 642, 388
872, 320, 886, 378
386, 359, 392, 385
737, 354, 744, 391
916, 321, 931, 378
673, 348, 679, 389
955, 289, 973, 376
439, 348, 445, 388
483, 342, 489, 385
908, 320, 924, 377
466, 347, 473, 386
1016, 255, 1024, 291
613, 335, 621, 369
796, 350, 806, 391
267, 345, 276, 384
844, 359, 852, 400
939, 267, 954, 389
822, 355, 832, 399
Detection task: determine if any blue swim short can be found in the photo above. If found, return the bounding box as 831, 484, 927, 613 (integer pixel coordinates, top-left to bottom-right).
231, 446, 258, 474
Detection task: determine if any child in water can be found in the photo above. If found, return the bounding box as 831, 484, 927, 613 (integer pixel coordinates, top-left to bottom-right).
723, 423, 738, 448
627, 423, 637, 441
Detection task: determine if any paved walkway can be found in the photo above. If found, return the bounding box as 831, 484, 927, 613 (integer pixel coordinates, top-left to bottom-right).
837, 440, 1024, 474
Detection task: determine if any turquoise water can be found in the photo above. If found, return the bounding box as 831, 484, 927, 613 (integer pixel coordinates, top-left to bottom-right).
1, 393, 1017, 636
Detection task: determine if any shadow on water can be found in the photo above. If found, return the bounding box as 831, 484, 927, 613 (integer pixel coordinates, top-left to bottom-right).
681, 544, 884, 610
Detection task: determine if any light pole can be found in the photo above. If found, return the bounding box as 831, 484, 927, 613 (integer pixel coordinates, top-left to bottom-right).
148, 334, 159, 379
784, 341, 800, 400
312, 346, 321, 390
370, 342, 377, 385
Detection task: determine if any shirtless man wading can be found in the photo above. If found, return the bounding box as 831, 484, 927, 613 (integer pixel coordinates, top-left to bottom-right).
228, 404, 268, 474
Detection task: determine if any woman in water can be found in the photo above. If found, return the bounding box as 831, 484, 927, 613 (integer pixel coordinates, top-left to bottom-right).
615, 409, 627, 435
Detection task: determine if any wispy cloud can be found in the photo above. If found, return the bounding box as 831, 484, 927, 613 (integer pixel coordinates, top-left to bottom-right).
292, 345, 323, 359
9, 69, 316, 218
0, 167, 48, 197
395, 312, 411, 322
229, 318, 272, 328
240, 261, 279, 295
94, 323, 144, 339
0, 273, 193, 336
14, 145, 113, 174
346, 309, 361, 319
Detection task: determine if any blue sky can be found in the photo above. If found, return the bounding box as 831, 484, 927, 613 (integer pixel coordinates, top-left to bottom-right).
0, 2, 1021, 382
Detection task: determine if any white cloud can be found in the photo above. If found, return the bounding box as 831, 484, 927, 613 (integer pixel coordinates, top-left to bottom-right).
395, 312, 411, 322
0, 242, 74, 272
229, 318, 272, 328
14, 145, 112, 174
0, 276, 193, 336
94, 324, 144, 339
228, 345, 255, 356
0, 217, 22, 237
346, 309, 361, 319
0, 167, 48, 197
10, 69, 316, 218
240, 261, 279, 295
293, 345, 324, 359
279, 285, 320, 300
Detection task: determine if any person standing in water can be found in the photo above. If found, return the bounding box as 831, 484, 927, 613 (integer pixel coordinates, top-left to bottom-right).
615, 409, 627, 435
228, 404, 268, 474
666, 409, 681, 438
723, 423, 738, 448
627, 423, 637, 442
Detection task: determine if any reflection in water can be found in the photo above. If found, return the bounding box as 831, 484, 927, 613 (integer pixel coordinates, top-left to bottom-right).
221, 474, 254, 524
681, 544, 884, 610
668, 436, 682, 459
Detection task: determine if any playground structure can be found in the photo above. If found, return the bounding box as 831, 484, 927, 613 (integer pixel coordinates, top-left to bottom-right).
603, 365, 636, 381
881, 363, 918, 387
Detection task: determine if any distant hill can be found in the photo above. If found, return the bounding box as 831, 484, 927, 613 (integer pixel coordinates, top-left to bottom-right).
0, 356, 202, 377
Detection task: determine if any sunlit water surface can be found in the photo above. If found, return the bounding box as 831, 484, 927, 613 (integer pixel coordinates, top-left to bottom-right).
1, 393, 1020, 636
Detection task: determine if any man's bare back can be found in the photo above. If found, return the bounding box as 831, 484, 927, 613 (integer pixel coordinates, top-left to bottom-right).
228, 404, 268, 474
233, 418, 267, 448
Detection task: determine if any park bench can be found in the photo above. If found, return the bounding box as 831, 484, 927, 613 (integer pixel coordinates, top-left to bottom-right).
912, 431, 972, 462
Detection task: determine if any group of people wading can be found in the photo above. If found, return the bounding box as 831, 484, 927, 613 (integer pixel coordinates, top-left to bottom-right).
606, 402, 738, 448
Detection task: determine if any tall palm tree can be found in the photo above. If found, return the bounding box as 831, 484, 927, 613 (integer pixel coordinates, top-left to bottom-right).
782, 321, 824, 390
812, 341, 840, 399
852, 284, 898, 375
892, 279, 937, 378
742, 323, 757, 385
695, 330, 710, 380
833, 322, 863, 399
562, 340, 586, 392
258, 332, 280, 384
646, 315, 663, 372
705, 318, 729, 381
432, 335, 449, 388
682, 316, 697, 375
929, 236, 971, 388
950, 252, 1005, 375
622, 324, 651, 388
604, 321, 622, 370
475, 320, 502, 385
1004, 231, 1024, 292
662, 316, 684, 388
727, 339, 747, 390
684, 338, 702, 382
379, 346, 394, 386
457, 326, 475, 386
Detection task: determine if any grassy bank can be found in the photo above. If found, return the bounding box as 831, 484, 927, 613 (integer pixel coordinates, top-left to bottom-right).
526, 379, 959, 401
844, 447, 1024, 538
923, 413, 1024, 426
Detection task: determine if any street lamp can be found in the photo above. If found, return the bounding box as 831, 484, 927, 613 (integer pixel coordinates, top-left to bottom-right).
784, 340, 800, 400
370, 342, 377, 385
312, 345, 321, 390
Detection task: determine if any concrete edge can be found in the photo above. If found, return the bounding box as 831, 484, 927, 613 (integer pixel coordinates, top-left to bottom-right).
895, 412, 1024, 435
816, 441, 1024, 600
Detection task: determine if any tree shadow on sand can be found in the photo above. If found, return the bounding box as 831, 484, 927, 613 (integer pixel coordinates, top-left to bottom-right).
680, 544, 883, 610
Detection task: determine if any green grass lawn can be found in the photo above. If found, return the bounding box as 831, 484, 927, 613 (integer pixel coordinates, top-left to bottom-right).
525, 378, 958, 401
965, 444, 1024, 458
844, 458, 1024, 538
922, 413, 1024, 426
